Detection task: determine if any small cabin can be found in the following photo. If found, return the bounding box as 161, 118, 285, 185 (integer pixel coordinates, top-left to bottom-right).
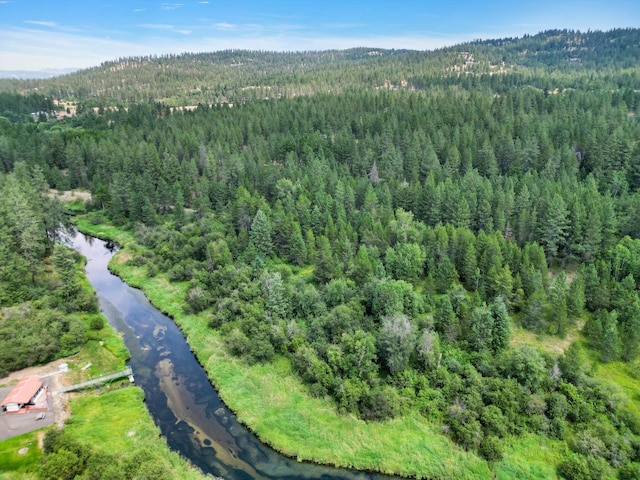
1, 376, 46, 413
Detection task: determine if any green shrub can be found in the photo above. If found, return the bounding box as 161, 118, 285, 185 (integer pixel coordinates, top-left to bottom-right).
90, 316, 105, 331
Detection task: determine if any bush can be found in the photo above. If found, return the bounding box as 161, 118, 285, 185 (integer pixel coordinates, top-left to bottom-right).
129, 255, 147, 267
360, 386, 401, 421
227, 328, 250, 356
147, 262, 158, 277
570, 430, 606, 458
40, 429, 91, 480
43, 428, 65, 454
184, 284, 209, 313
618, 463, 640, 480
479, 435, 503, 461
557, 455, 590, 480
90, 316, 105, 331
557, 454, 612, 480
247, 331, 275, 363
39, 449, 85, 480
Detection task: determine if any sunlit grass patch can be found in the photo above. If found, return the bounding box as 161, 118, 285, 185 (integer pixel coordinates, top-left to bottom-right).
495, 433, 566, 480
64, 387, 204, 479
0, 431, 42, 474
73, 217, 136, 246
595, 360, 640, 417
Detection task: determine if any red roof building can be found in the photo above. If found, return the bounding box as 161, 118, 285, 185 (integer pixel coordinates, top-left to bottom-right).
1, 376, 45, 413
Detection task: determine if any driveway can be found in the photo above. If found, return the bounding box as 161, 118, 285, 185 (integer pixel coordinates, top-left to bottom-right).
0, 379, 55, 441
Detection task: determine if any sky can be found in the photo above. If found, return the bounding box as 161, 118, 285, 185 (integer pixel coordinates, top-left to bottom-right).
0, 0, 639, 73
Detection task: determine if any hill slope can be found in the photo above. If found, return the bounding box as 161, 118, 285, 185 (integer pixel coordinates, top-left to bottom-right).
0, 28, 638, 106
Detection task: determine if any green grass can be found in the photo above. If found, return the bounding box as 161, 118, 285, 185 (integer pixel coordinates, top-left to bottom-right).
595, 360, 640, 417
65, 388, 155, 451
98, 224, 493, 479
64, 387, 205, 479
77, 218, 640, 479
0, 473, 37, 480
73, 216, 137, 246
65, 333, 128, 384
510, 326, 574, 356
65, 199, 88, 214
495, 433, 566, 480
0, 432, 42, 474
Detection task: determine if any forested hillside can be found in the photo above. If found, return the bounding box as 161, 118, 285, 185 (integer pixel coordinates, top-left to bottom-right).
2, 29, 640, 479
1, 28, 638, 106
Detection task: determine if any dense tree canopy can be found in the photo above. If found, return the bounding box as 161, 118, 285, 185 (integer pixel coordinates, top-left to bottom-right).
2, 28, 640, 478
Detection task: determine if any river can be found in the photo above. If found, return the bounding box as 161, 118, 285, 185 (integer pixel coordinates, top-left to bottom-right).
69, 232, 395, 480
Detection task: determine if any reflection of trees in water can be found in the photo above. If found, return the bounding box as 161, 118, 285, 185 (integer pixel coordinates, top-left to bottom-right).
76, 232, 392, 480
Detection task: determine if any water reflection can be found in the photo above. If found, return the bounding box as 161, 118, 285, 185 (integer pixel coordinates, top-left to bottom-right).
69, 233, 394, 480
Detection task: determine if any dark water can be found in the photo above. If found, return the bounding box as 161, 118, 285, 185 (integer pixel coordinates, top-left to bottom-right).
69, 233, 395, 480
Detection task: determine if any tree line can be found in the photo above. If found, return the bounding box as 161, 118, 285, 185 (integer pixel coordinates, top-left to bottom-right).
1, 30, 640, 477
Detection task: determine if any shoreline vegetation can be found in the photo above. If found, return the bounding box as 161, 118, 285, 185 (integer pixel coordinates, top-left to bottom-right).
74, 217, 562, 479
0, 226, 210, 480
2, 30, 640, 480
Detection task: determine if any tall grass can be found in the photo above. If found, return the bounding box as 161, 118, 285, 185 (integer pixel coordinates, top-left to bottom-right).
65, 387, 205, 479
95, 220, 574, 479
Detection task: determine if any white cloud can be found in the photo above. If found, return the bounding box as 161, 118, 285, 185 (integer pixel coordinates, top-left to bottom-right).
214, 23, 237, 30
25, 20, 57, 27
138, 23, 176, 30
161, 3, 184, 10
137, 23, 193, 35
0, 28, 157, 70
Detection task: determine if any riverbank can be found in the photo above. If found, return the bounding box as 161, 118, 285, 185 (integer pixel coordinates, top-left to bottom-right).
0, 234, 209, 480
75, 218, 562, 479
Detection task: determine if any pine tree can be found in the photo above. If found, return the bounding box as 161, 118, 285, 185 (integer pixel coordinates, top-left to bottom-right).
539, 193, 569, 264
250, 209, 274, 258
600, 310, 621, 362
314, 235, 334, 284
490, 297, 511, 353
289, 228, 307, 266
434, 295, 460, 342
264, 272, 288, 321
469, 304, 494, 352
368, 161, 381, 183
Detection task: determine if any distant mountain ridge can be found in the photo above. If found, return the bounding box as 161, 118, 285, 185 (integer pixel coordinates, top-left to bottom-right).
0, 68, 79, 80
0, 28, 637, 106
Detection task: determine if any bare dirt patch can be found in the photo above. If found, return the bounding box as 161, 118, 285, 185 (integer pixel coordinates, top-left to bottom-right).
115, 251, 133, 264
49, 189, 92, 203
510, 319, 585, 356
0, 359, 67, 388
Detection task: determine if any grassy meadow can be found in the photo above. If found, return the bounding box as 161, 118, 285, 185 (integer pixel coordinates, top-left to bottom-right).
64, 387, 206, 479
0, 432, 41, 477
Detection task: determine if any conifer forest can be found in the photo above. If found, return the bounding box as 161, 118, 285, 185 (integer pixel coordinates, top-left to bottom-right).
2, 29, 640, 479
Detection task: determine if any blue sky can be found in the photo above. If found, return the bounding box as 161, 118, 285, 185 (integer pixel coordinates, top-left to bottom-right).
1, 0, 638, 72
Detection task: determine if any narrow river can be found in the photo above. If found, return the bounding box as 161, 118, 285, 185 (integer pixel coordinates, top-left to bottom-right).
69, 232, 395, 480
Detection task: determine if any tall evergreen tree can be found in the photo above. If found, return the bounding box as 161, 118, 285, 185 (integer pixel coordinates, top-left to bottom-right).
539, 193, 569, 264
490, 296, 511, 353
250, 209, 274, 258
